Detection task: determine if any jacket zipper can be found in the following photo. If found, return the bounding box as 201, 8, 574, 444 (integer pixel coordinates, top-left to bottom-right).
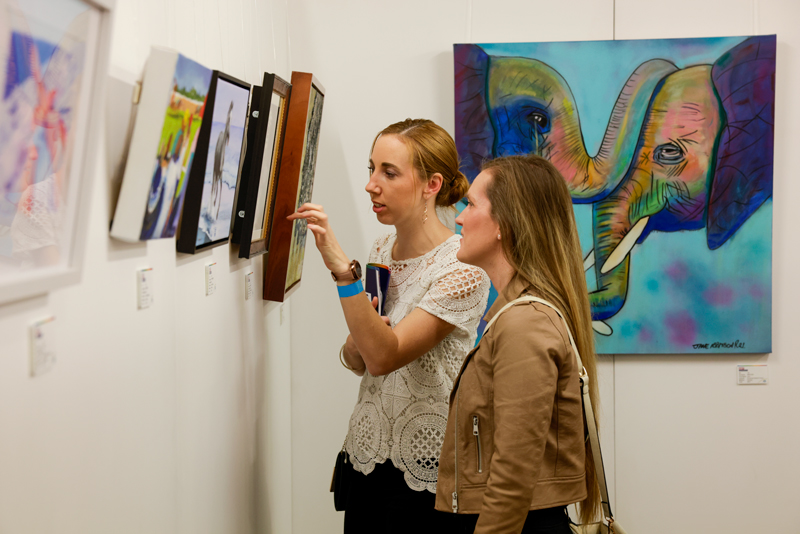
472, 415, 482, 473
452, 385, 460, 513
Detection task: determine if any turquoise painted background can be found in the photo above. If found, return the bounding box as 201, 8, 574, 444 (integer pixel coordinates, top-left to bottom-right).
456, 36, 773, 354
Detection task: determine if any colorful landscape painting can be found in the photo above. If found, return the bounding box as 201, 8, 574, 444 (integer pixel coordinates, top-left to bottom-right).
195, 77, 249, 247
454, 36, 775, 354
0, 0, 90, 272
140, 54, 212, 240
285, 88, 324, 291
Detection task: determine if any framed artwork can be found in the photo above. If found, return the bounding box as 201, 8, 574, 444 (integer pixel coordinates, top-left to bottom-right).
176, 71, 250, 254
110, 48, 212, 242
454, 36, 775, 354
0, 0, 115, 306
231, 72, 290, 259
263, 71, 324, 303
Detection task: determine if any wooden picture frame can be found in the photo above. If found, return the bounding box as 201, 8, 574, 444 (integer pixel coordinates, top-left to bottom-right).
231, 72, 291, 259
176, 71, 251, 254
0, 0, 115, 305
263, 72, 325, 302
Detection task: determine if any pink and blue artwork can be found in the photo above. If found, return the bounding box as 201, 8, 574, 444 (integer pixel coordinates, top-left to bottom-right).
0, 0, 91, 271
454, 35, 775, 354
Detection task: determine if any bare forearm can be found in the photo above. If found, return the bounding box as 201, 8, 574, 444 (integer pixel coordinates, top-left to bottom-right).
287, 203, 420, 375
343, 335, 366, 376
339, 290, 398, 375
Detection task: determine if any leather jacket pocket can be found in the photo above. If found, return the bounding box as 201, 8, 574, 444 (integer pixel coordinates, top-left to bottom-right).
472, 414, 483, 473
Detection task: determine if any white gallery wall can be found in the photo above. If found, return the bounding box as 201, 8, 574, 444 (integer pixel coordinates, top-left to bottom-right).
0, 1, 797, 534
0, 0, 294, 533
287, 0, 800, 533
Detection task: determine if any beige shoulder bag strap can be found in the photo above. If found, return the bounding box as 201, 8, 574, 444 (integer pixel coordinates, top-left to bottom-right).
484, 296, 626, 534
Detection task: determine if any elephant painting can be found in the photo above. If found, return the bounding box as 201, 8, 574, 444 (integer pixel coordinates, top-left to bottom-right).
454, 36, 775, 353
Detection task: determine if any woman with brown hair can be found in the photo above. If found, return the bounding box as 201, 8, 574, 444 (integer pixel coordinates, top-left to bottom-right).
434, 154, 601, 533
289, 119, 491, 533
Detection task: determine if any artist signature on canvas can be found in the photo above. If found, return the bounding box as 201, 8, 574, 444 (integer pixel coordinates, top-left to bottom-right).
692, 340, 746, 349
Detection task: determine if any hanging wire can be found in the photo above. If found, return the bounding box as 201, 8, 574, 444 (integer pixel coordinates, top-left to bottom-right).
217, 0, 225, 69
466, 0, 473, 42
282, 0, 289, 72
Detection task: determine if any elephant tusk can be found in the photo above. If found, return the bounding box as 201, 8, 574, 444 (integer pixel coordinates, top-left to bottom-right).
600, 216, 650, 275
583, 250, 595, 272
592, 321, 613, 336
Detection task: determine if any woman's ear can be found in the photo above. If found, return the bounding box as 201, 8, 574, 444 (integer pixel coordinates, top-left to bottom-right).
423, 172, 444, 200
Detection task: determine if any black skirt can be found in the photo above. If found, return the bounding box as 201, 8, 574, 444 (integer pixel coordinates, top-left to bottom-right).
342, 460, 570, 534
343, 460, 454, 534
454, 506, 572, 534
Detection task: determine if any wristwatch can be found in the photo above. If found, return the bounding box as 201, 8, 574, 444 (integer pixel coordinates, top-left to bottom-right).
331, 259, 362, 282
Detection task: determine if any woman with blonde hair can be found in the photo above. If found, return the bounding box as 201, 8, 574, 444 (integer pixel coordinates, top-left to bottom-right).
434, 154, 601, 533
289, 119, 491, 533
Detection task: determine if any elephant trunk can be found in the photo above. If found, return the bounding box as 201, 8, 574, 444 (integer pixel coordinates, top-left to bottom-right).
551, 59, 678, 203
589, 163, 703, 321
588, 65, 722, 323
588, 194, 643, 321
589, 161, 667, 320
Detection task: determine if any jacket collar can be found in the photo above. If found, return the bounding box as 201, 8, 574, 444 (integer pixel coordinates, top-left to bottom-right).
482, 275, 533, 324
450, 275, 533, 400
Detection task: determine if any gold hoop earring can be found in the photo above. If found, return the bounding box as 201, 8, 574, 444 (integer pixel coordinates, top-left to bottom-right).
423, 204, 428, 224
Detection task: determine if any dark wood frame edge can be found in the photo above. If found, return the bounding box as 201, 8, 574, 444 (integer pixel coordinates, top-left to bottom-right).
263, 72, 325, 302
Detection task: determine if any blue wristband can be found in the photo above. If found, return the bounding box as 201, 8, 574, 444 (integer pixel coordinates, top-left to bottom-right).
337, 279, 364, 298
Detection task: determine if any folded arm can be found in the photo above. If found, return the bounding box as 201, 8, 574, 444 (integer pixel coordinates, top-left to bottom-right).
290, 203, 472, 376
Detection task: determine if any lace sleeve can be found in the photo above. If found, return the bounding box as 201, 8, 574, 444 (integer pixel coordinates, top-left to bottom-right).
417, 264, 489, 332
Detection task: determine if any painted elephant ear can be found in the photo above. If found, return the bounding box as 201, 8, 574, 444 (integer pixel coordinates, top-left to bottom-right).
454, 44, 493, 182
707, 35, 776, 250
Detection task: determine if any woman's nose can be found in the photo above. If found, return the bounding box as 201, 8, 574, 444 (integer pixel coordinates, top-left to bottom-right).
365, 174, 379, 194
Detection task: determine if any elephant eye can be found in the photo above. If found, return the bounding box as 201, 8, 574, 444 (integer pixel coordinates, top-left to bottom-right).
654, 143, 685, 165
526, 109, 550, 134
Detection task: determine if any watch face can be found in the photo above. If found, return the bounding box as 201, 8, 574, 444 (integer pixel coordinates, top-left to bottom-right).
353, 261, 362, 279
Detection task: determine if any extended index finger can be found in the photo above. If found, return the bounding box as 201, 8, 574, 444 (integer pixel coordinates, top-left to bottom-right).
287, 208, 327, 221
297, 203, 324, 213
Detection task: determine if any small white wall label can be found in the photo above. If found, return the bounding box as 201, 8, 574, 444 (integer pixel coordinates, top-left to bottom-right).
737, 364, 768, 385
137, 268, 154, 310
205, 263, 217, 296
30, 316, 56, 377
245, 272, 254, 300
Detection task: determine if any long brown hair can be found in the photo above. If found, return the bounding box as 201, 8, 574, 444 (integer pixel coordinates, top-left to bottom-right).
483, 154, 601, 524
372, 119, 469, 207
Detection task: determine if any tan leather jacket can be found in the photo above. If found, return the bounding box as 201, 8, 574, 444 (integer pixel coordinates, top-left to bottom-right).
435, 278, 587, 533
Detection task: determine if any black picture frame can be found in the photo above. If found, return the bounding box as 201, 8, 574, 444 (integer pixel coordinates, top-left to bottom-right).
176, 70, 251, 254
231, 72, 291, 259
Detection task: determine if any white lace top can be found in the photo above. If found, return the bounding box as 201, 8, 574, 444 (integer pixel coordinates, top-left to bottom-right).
345, 232, 490, 493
